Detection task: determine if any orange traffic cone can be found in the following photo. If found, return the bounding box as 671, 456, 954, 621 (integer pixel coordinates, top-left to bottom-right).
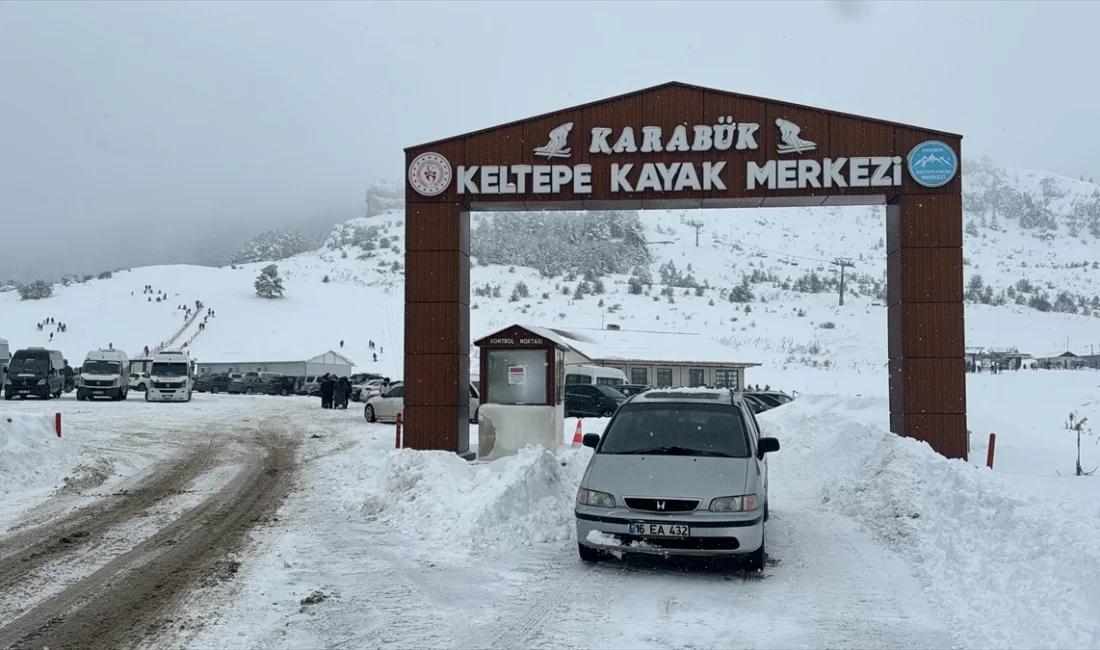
572, 419, 584, 446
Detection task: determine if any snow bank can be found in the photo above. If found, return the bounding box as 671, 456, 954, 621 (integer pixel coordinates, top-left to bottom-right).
766, 396, 1100, 649
361, 445, 591, 558
0, 411, 79, 494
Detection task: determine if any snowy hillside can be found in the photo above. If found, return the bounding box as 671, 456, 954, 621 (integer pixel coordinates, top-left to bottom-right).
2, 159, 1099, 389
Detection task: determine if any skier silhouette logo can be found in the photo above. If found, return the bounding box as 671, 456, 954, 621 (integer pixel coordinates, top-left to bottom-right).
775, 118, 817, 154
533, 122, 574, 159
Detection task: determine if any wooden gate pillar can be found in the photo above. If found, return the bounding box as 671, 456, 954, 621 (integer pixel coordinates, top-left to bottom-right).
886, 193, 968, 459
403, 202, 471, 454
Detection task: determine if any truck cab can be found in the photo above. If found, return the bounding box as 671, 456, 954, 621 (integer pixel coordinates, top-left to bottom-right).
145, 349, 194, 402
77, 348, 130, 401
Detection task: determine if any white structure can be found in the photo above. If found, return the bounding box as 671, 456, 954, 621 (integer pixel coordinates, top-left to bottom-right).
146, 349, 193, 402
196, 351, 354, 378
550, 326, 760, 389
473, 324, 582, 462
0, 338, 9, 376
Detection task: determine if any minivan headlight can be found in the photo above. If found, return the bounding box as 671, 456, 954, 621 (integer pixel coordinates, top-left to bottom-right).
577, 488, 615, 508
710, 495, 759, 512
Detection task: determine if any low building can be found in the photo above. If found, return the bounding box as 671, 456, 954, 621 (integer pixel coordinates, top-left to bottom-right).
196, 350, 354, 378
548, 326, 761, 390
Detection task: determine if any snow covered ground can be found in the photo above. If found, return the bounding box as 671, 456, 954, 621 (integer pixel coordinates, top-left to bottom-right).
2, 368, 1089, 648
2, 159, 1099, 647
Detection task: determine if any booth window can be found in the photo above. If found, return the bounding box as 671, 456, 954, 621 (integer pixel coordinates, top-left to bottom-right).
486, 349, 548, 405
556, 349, 565, 405
655, 368, 672, 388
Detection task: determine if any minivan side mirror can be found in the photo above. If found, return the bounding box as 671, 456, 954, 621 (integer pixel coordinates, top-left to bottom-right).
758, 437, 781, 455
582, 433, 601, 449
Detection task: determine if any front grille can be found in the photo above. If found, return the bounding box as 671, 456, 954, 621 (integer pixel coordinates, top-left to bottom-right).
85, 380, 113, 387
624, 498, 700, 513
153, 381, 182, 390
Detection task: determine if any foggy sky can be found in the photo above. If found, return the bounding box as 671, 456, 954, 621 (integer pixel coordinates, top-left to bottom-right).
2, 1, 1098, 280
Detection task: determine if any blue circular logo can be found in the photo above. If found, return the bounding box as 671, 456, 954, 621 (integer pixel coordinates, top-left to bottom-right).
906, 140, 958, 188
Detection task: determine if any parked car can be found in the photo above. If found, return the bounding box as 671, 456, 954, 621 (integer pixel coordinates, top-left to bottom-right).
194, 373, 233, 394
265, 375, 295, 396
744, 390, 794, 413
228, 375, 270, 395
363, 381, 480, 423
351, 378, 386, 402
564, 383, 627, 418
615, 384, 652, 398
574, 387, 780, 570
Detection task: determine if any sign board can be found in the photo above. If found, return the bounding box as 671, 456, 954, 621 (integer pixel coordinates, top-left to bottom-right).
507, 365, 527, 385
408, 117, 957, 196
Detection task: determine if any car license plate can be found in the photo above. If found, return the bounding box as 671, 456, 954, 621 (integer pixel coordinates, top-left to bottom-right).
629, 522, 691, 537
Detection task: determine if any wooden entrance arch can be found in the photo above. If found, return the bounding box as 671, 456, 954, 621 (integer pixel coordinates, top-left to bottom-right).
403, 82, 966, 460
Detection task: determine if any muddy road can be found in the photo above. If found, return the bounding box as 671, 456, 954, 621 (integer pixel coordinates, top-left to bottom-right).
0, 430, 298, 650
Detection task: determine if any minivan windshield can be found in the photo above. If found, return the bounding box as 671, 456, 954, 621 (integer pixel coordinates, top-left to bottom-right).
8, 357, 46, 374
599, 403, 751, 458
151, 362, 189, 377
83, 360, 121, 374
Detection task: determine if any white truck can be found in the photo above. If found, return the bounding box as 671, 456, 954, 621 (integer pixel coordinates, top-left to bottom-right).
77, 348, 130, 401
145, 349, 194, 402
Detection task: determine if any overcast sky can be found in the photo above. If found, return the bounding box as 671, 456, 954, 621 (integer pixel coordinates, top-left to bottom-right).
2, 1, 1098, 279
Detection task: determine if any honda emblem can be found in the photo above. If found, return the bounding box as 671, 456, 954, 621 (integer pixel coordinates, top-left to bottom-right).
656, 501, 666, 510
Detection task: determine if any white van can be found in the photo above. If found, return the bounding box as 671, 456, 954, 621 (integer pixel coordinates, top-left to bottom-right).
77, 348, 130, 401
146, 349, 193, 402
564, 365, 628, 386
0, 338, 9, 377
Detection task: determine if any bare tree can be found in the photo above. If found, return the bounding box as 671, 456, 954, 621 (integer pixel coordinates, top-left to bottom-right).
1066, 411, 1096, 476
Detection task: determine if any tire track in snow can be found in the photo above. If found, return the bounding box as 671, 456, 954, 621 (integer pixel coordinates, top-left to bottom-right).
454, 546, 624, 650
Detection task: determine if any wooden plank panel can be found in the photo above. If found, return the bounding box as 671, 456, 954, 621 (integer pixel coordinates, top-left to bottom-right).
700, 90, 768, 203
900, 413, 969, 460
405, 251, 469, 304
580, 93, 645, 204
640, 84, 705, 207
403, 404, 471, 453
521, 108, 583, 204
460, 123, 526, 203
827, 114, 896, 200
405, 204, 469, 253
405, 139, 466, 205
404, 302, 470, 355
895, 127, 962, 196
886, 194, 964, 252
889, 358, 966, 414
887, 247, 964, 305
404, 353, 470, 407
762, 103, 835, 202
888, 302, 965, 358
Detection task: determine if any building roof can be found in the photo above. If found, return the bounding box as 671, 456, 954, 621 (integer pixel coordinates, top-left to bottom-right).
473, 324, 594, 365
548, 327, 762, 368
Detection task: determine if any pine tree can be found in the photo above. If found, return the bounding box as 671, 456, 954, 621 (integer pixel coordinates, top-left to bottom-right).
254, 264, 285, 299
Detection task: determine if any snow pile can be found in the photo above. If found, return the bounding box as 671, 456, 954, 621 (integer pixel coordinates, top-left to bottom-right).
361, 445, 591, 557
0, 411, 79, 493
766, 396, 1100, 649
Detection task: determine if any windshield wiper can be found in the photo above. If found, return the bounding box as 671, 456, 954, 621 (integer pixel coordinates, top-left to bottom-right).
618, 446, 735, 457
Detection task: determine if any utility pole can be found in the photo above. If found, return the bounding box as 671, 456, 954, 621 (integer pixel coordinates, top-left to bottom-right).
832, 257, 854, 306
688, 220, 704, 247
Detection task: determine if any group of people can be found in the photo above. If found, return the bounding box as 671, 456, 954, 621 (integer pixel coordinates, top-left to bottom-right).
36, 317, 68, 342
319, 373, 351, 409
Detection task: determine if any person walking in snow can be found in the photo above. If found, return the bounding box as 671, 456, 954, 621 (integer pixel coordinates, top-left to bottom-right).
339, 339, 344, 348
319, 373, 335, 409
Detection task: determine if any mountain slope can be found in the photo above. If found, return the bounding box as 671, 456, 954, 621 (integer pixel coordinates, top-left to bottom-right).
1, 160, 1098, 390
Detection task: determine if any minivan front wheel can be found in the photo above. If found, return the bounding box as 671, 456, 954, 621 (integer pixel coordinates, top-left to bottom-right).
365, 404, 376, 422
